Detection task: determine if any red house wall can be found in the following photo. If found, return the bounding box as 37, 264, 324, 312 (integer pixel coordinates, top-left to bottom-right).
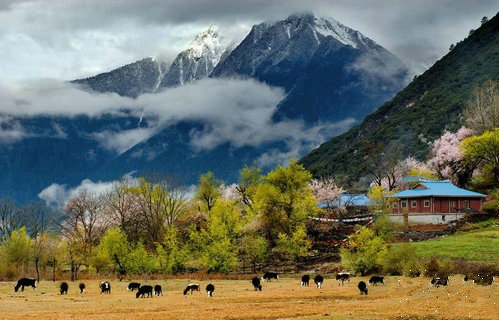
392, 197, 483, 214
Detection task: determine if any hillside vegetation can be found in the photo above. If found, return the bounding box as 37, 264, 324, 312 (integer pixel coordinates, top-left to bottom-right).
299, 12, 499, 186
393, 219, 499, 264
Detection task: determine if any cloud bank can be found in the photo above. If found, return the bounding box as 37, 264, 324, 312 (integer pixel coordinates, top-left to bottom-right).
2, 77, 350, 156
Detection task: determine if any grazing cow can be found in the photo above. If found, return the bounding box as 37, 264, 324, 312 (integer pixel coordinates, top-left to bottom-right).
183, 283, 200, 295
314, 275, 324, 289
301, 274, 310, 286
100, 281, 111, 294
369, 276, 384, 286
358, 281, 368, 295
262, 271, 279, 281
205, 283, 215, 297
464, 274, 493, 286
79, 282, 86, 293
127, 282, 141, 292
252, 277, 262, 291
154, 284, 163, 296
336, 273, 350, 285
60, 282, 69, 295
136, 285, 153, 298
14, 278, 37, 292
431, 275, 449, 288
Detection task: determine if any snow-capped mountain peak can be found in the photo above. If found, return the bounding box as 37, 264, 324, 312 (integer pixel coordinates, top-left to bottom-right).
188, 25, 223, 58
159, 25, 228, 88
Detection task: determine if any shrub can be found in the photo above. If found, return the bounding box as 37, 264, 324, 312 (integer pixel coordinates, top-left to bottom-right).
382, 244, 422, 276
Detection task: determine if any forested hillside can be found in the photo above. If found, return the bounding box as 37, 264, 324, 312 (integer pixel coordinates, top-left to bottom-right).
299, 12, 499, 187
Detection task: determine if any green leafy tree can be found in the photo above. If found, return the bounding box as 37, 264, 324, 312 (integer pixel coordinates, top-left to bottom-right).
382, 244, 422, 277
195, 172, 224, 212
239, 233, 268, 273
254, 160, 317, 252
4, 227, 33, 276
340, 226, 388, 275
237, 164, 263, 209
156, 226, 190, 274
461, 128, 499, 188
275, 225, 311, 269
188, 199, 240, 273
127, 241, 157, 275
91, 227, 131, 276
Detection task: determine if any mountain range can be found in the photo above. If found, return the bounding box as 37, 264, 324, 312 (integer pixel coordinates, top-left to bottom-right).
1, 13, 410, 204
299, 12, 499, 187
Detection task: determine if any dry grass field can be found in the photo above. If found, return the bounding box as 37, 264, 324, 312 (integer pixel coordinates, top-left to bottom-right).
0, 275, 497, 320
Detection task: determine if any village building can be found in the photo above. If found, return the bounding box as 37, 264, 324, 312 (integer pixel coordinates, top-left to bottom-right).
316, 193, 374, 224
386, 180, 486, 224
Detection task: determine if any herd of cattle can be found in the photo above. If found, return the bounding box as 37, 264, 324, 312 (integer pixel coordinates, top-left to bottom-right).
12, 271, 494, 297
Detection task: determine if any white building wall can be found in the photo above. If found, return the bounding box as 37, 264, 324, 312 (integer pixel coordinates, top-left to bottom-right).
388, 213, 464, 225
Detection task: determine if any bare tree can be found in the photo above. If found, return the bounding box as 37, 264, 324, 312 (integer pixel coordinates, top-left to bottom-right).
101, 177, 142, 243
59, 191, 108, 280
128, 175, 191, 248
0, 199, 25, 240
463, 80, 499, 135
360, 140, 402, 191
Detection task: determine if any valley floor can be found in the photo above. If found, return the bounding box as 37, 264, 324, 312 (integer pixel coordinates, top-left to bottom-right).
0, 276, 497, 319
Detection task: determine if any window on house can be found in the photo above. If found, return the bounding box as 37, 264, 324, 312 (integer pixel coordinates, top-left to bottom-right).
450, 200, 456, 208
411, 200, 417, 208
401, 200, 408, 208
392, 202, 398, 208
464, 200, 470, 208
424, 199, 430, 207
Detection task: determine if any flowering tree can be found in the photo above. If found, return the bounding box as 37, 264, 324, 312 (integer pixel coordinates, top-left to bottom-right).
310, 178, 344, 216
426, 127, 475, 187
376, 156, 431, 191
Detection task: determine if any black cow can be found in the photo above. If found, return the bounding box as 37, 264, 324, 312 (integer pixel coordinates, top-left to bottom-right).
136, 285, 153, 298
314, 274, 324, 289
183, 283, 200, 295
252, 277, 262, 291
127, 282, 141, 292
206, 283, 215, 297
60, 282, 69, 294
431, 275, 449, 288
301, 274, 310, 286
464, 274, 494, 286
336, 273, 350, 285
14, 278, 37, 292
262, 271, 279, 281
154, 284, 163, 296
79, 282, 86, 293
358, 281, 368, 295
100, 281, 111, 294
369, 276, 384, 286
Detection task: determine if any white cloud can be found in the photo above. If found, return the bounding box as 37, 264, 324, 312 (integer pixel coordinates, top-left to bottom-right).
1, 0, 497, 81
38, 177, 128, 210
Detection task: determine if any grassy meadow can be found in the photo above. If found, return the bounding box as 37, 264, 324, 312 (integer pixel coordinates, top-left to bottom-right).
0, 276, 497, 320
394, 221, 499, 263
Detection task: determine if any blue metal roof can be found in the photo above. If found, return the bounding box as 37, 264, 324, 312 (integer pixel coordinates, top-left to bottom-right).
387, 180, 486, 198
318, 194, 373, 208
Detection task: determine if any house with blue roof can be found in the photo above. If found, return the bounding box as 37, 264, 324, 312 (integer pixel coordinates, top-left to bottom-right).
386, 180, 486, 224
316, 193, 375, 223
